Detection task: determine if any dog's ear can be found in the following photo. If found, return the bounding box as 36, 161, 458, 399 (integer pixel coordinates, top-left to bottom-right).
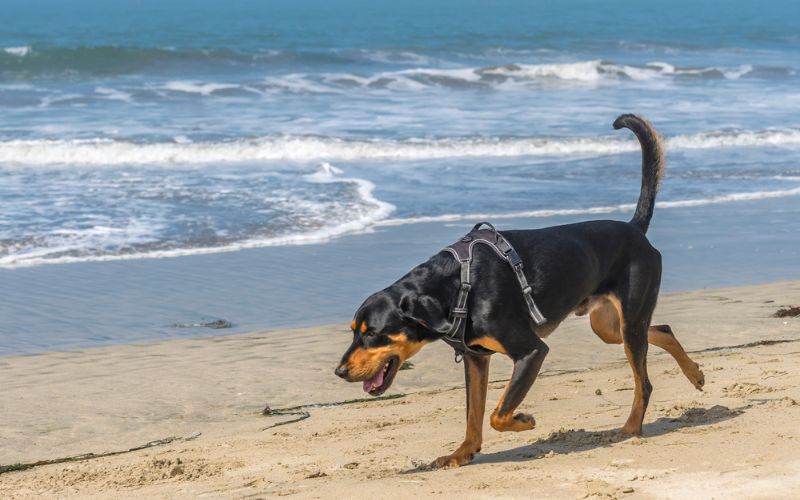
399, 294, 451, 333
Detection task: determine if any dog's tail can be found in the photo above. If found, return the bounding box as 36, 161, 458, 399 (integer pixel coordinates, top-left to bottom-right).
613, 114, 665, 234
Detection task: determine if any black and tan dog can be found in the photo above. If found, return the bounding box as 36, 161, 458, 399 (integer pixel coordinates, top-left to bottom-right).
334, 114, 704, 468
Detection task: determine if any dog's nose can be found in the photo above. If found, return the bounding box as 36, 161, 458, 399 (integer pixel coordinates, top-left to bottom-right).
334, 365, 349, 379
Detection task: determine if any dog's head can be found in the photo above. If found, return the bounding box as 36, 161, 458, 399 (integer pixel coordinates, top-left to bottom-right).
334, 289, 448, 396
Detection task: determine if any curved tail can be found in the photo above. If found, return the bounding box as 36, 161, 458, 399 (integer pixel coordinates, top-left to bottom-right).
613, 114, 666, 234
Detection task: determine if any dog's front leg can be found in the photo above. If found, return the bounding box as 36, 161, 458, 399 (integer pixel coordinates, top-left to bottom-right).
490, 340, 549, 432
431, 354, 490, 469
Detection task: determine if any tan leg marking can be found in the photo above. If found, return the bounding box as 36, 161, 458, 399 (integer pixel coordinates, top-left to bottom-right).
588, 295, 646, 435
432, 356, 490, 468
589, 295, 624, 344
589, 296, 704, 390
621, 344, 647, 436
489, 382, 536, 433
648, 325, 705, 390
467, 336, 508, 355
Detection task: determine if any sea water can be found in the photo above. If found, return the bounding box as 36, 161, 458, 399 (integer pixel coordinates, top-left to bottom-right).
1, 0, 799, 352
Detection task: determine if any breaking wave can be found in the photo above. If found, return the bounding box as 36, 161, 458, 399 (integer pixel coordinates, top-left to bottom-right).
0, 46, 793, 85
0, 162, 395, 268
2, 128, 799, 166
378, 187, 800, 226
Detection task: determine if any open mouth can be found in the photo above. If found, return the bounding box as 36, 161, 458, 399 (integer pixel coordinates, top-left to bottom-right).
362, 356, 400, 396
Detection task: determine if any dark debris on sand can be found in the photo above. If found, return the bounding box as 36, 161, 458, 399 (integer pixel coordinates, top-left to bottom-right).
171, 319, 233, 329
773, 306, 800, 318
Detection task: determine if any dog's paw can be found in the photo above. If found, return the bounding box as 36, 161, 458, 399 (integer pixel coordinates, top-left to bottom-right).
619, 424, 643, 437
513, 412, 536, 429
431, 452, 474, 469
491, 411, 536, 432
684, 362, 705, 391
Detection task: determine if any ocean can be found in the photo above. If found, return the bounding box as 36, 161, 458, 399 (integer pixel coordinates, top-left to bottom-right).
1, 0, 799, 353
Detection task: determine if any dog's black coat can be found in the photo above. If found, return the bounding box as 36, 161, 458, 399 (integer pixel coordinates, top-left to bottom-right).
336, 114, 698, 468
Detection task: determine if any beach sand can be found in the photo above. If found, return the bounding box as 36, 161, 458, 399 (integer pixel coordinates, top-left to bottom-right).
2, 280, 800, 498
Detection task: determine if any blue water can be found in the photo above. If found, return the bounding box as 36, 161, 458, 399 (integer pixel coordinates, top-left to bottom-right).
2, 0, 800, 266
1, 0, 800, 352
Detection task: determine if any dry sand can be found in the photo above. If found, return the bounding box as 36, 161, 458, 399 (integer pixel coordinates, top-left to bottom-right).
2, 280, 800, 498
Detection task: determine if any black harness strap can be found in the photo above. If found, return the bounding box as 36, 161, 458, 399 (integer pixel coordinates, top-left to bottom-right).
441, 222, 546, 361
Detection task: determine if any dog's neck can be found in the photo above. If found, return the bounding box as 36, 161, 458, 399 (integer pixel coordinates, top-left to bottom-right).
388, 251, 461, 340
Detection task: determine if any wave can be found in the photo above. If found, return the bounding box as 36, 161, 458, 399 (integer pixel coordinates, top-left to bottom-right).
2, 128, 800, 166
0, 45, 435, 80
0, 45, 284, 79
0, 163, 395, 269
377, 187, 800, 226
0, 45, 794, 84
3, 46, 32, 57
4, 185, 799, 269
161, 80, 243, 95
267, 59, 791, 93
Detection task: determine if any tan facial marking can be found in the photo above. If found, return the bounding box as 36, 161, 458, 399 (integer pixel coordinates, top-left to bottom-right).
344, 333, 428, 380
360, 322, 367, 334
350, 319, 357, 331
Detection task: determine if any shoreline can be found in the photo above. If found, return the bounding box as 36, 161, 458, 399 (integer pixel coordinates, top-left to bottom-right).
4, 276, 800, 360
2, 194, 800, 357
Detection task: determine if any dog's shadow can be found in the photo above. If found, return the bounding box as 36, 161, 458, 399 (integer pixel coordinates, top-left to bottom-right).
477, 404, 742, 465
404, 404, 742, 472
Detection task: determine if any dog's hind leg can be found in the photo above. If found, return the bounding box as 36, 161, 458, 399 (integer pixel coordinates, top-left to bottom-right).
489, 336, 549, 433
621, 325, 652, 436
590, 297, 704, 391
648, 325, 705, 390
618, 274, 659, 436
432, 354, 490, 468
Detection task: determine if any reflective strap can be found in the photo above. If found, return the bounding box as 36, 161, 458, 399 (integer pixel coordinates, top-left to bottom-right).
460, 258, 471, 288
494, 234, 547, 326
512, 263, 547, 325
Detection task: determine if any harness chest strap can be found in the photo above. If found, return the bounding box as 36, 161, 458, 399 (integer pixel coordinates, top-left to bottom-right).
441, 222, 547, 359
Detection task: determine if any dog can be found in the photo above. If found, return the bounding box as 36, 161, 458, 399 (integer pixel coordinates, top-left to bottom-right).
334, 114, 705, 468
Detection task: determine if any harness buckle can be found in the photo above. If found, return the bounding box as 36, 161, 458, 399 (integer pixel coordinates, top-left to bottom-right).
496, 239, 512, 254
454, 351, 464, 363
452, 307, 468, 317
522, 285, 532, 295
460, 283, 472, 292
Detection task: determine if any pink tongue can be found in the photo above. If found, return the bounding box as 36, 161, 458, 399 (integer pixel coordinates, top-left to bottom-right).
363, 365, 385, 393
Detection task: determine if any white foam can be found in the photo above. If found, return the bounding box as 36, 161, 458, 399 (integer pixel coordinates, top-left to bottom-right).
302, 162, 395, 222
0, 163, 395, 269
481, 60, 608, 82
723, 64, 754, 79
4, 186, 798, 269
262, 74, 340, 94
162, 81, 240, 96
302, 162, 344, 182
669, 129, 800, 149
0, 219, 163, 267
377, 187, 800, 227
3, 46, 31, 57
95, 87, 133, 102
2, 128, 800, 166
260, 59, 758, 93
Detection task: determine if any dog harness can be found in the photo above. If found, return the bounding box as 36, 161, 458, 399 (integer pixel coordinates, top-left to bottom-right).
441, 222, 547, 361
